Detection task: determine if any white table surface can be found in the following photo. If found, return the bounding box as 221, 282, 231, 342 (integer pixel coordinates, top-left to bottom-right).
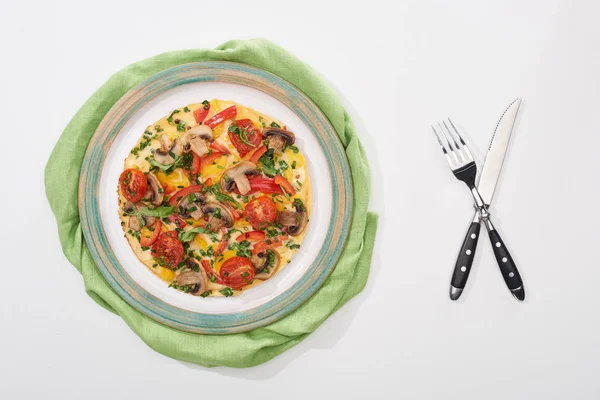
2, 0, 600, 398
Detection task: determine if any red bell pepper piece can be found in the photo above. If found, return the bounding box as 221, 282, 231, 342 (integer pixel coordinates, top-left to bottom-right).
210, 141, 231, 154
215, 228, 229, 256
201, 259, 225, 285
193, 103, 211, 124
204, 106, 237, 129
222, 202, 241, 221
274, 174, 296, 196
199, 151, 226, 171
168, 185, 204, 206
236, 231, 266, 243
184, 152, 201, 175
246, 145, 268, 164
246, 175, 283, 195
167, 214, 187, 230
139, 220, 162, 247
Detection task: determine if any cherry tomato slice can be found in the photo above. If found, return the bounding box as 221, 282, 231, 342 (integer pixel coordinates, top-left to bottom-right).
236, 231, 266, 243
242, 196, 277, 230
219, 256, 255, 289
119, 169, 147, 202
139, 220, 162, 247
151, 231, 184, 269
228, 119, 263, 157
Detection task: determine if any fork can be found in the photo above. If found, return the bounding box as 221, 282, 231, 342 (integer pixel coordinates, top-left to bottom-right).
432, 119, 525, 301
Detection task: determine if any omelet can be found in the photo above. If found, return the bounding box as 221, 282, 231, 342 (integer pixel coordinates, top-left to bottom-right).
117, 100, 311, 297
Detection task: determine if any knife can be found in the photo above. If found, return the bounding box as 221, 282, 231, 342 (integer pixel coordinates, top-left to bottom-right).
450, 98, 524, 301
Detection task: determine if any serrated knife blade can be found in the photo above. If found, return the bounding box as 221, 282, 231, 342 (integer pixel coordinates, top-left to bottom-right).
477, 97, 521, 206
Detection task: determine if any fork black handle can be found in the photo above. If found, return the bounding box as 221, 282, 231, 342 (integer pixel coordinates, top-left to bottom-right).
450, 218, 481, 300
484, 219, 525, 301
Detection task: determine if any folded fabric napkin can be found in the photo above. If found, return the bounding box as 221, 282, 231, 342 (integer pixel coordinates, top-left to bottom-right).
45, 38, 378, 368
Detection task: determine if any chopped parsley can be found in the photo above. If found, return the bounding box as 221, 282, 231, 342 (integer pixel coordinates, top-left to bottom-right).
219, 287, 234, 297
200, 290, 212, 298
154, 125, 163, 133
176, 119, 187, 132
270, 121, 281, 128
167, 109, 180, 125
202, 100, 210, 110
183, 106, 191, 113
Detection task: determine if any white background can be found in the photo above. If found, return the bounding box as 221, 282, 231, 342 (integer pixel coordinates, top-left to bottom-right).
1, 0, 600, 399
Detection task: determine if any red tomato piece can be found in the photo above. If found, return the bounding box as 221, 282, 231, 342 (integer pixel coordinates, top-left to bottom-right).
193, 103, 211, 124
204, 177, 213, 186
119, 169, 148, 202
139, 220, 162, 247
228, 119, 263, 157
242, 196, 277, 230
274, 174, 296, 196
168, 185, 204, 206
151, 232, 184, 269
205, 105, 237, 129
236, 231, 266, 243
219, 257, 255, 289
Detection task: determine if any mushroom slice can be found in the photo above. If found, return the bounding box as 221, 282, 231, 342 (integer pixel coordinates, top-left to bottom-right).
251, 250, 281, 280
145, 172, 164, 206
187, 125, 213, 141
263, 128, 295, 153
201, 202, 234, 232
177, 190, 206, 220
219, 161, 258, 195
154, 134, 183, 165
276, 204, 308, 237
124, 202, 143, 231
124, 202, 156, 231
176, 261, 208, 296
181, 126, 213, 158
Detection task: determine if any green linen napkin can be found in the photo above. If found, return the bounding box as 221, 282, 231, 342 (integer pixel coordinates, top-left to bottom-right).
45, 39, 378, 368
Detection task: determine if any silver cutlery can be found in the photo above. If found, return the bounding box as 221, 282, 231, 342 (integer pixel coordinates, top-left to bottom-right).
432, 98, 524, 301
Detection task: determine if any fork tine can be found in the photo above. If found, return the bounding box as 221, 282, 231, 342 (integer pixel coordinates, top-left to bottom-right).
439, 122, 462, 164
431, 125, 455, 168
447, 118, 474, 162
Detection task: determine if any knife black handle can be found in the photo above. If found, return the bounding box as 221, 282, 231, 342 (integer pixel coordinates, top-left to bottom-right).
449, 219, 481, 300
485, 220, 525, 301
